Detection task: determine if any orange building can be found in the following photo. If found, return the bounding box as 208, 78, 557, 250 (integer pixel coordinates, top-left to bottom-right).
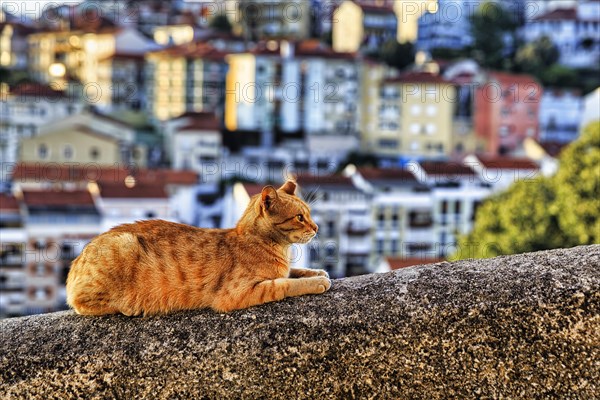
474, 72, 543, 155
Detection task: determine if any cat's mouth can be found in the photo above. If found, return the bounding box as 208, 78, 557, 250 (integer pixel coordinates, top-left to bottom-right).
296, 232, 317, 244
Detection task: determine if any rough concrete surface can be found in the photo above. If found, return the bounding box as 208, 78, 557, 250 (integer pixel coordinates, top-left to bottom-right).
1, 245, 599, 399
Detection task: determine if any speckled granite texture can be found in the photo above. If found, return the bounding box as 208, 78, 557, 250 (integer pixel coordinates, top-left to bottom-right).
1, 245, 599, 399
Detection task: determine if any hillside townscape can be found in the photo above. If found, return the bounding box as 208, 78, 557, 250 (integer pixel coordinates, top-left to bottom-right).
1, 0, 599, 318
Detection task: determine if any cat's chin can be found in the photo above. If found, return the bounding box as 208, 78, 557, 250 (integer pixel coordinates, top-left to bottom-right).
299, 235, 316, 244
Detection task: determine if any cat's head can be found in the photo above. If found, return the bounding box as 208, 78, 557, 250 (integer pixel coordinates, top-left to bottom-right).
258, 180, 318, 244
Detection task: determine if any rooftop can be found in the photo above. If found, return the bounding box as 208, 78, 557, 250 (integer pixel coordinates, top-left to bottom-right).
12, 164, 198, 186
0, 194, 20, 212
419, 161, 476, 177
357, 167, 418, 183
475, 156, 540, 170
385, 72, 450, 85
98, 182, 168, 199
9, 83, 66, 99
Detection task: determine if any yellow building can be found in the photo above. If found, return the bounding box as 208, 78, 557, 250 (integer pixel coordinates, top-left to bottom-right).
20, 127, 122, 165
28, 27, 154, 108
359, 60, 387, 152
146, 43, 228, 122
333, 0, 437, 52
153, 25, 195, 46
369, 72, 456, 158
19, 112, 146, 166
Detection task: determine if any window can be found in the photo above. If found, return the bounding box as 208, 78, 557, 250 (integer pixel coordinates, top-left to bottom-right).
38, 144, 48, 159
409, 211, 433, 228
391, 239, 398, 254
63, 145, 73, 159
376, 239, 384, 254
455, 201, 461, 214
441, 200, 448, 214
90, 147, 100, 160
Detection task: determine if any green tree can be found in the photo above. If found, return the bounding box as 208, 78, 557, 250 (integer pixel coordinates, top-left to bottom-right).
210, 14, 232, 33
552, 122, 600, 245
539, 64, 579, 88
469, 1, 519, 69
377, 40, 415, 71
514, 36, 560, 76
452, 122, 600, 259
453, 177, 565, 259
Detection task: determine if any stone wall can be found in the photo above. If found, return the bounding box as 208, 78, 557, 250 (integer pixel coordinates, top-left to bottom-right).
1, 245, 599, 399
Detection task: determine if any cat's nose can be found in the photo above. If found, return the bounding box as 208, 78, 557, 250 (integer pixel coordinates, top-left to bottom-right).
312, 223, 318, 233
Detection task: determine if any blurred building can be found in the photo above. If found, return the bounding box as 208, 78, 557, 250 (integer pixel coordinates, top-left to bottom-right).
0, 193, 27, 318
474, 71, 543, 155
539, 88, 583, 143
365, 72, 456, 160
417, 0, 473, 52
0, 83, 83, 173
523, 1, 600, 69
28, 26, 158, 110
236, 0, 311, 40
20, 188, 101, 314
0, 21, 36, 69
146, 42, 229, 122
332, 0, 397, 53
297, 174, 372, 278
463, 154, 540, 192
18, 111, 147, 167
411, 161, 491, 257
581, 87, 600, 129
164, 111, 223, 177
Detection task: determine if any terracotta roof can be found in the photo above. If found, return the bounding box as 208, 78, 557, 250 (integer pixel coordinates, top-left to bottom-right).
476, 156, 539, 170
12, 163, 198, 186
174, 111, 221, 131
9, 83, 66, 98
358, 167, 417, 183
419, 161, 476, 177
533, 8, 577, 22
149, 42, 229, 61
98, 182, 168, 199
21, 189, 95, 207
356, 2, 395, 14
296, 174, 355, 187
386, 257, 446, 270
0, 194, 20, 211
489, 71, 539, 86
385, 72, 449, 84
296, 40, 356, 60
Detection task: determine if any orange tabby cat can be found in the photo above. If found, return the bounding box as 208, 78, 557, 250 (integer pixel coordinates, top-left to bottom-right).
66, 180, 330, 315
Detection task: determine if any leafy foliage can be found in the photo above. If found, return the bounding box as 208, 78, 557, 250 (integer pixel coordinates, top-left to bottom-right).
453, 123, 600, 259
210, 14, 232, 33
553, 122, 600, 245
469, 1, 519, 69
514, 36, 560, 75
377, 40, 415, 71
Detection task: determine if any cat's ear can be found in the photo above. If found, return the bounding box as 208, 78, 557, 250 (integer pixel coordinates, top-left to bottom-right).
261, 185, 278, 211
279, 180, 296, 195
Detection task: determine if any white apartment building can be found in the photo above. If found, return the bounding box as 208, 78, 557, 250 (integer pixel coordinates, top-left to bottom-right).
464, 154, 540, 192
297, 174, 372, 278
523, 1, 600, 68
539, 89, 584, 143
410, 161, 492, 257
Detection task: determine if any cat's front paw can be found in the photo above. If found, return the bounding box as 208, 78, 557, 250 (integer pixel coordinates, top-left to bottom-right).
313, 269, 329, 278
313, 276, 331, 293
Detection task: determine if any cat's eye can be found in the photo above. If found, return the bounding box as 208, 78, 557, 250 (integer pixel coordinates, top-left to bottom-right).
296, 214, 304, 222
